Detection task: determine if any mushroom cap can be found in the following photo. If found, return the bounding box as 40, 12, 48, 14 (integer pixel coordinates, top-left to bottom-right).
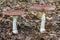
2, 10, 25, 16
30, 5, 56, 10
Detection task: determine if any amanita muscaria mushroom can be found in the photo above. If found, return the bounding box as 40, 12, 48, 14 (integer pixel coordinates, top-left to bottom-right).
2, 10, 25, 34
30, 5, 56, 33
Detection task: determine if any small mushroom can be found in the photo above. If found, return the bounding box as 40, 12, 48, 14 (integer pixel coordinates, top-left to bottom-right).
2, 10, 25, 34
30, 5, 56, 33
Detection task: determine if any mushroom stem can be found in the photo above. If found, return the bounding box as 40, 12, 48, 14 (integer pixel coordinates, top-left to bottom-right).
40, 13, 46, 33
12, 16, 18, 34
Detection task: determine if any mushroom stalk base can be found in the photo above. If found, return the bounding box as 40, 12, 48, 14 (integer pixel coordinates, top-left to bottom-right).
12, 16, 18, 34
40, 13, 46, 33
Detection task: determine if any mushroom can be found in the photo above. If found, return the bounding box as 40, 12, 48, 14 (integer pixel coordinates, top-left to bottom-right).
2, 10, 25, 34
30, 5, 56, 33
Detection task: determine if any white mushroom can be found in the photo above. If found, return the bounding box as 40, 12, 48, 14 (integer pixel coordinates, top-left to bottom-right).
2, 10, 25, 34
30, 5, 56, 33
